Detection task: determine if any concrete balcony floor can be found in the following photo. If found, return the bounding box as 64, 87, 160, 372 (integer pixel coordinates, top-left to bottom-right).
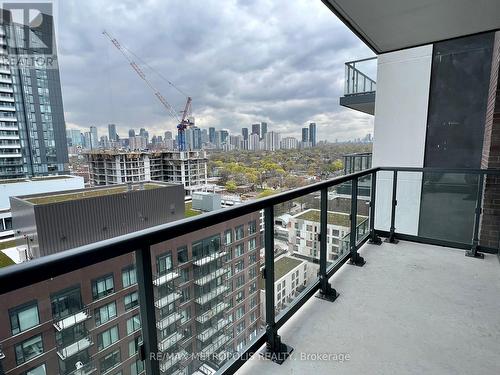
237, 241, 500, 375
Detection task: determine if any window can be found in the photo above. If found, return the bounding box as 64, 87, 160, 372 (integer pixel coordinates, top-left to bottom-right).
248, 238, 257, 250
130, 359, 144, 375
100, 349, 121, 373
127, 315, 141, 334
98, 325, 119, 350
235, 243, 244, 257
224, 229, 232, 244
235, 306, 245, 320
95, 301, 117, 326
122, 266, 136, 288
177, 246, 188, 264
235, 259, 244, 273
249, 266, 257, 279
129, 335, 142, 357
236, 320, 245, 335
248, 220, 257, 234
92, 274, 114, 300
157, 252, 172, 275
236, 290, 245, 304
25, 364, 46, 375
249, 281, 257, 293
51, 286, 82, 319
181, 307, 191, 324
124, 291, 139, 311
236, 274, 245, 288
10, 302, 39, 335
15, 334, 43, 365
235, 225, 244, 240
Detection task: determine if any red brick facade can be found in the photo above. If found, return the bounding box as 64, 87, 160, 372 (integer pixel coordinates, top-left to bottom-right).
480, 31, 500, 248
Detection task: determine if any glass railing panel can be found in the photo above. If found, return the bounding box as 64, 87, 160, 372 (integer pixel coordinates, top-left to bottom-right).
356, 173, 371, 244
150, 209, 264, 374
273, 191, 320, 313
326, 181, 352, 270
0, 254, 143, 375
418, 172, 478, 244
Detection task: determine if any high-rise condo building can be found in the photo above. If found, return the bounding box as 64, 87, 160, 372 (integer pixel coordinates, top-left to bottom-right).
108, 124, 117, 141
309, 122, 317, 147
0, 8, 69, 178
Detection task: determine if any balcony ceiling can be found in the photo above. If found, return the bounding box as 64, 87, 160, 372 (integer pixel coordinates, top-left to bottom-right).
322, 0, 500, 53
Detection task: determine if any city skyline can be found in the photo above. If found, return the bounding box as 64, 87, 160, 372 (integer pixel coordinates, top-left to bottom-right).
58, 0, 374, 142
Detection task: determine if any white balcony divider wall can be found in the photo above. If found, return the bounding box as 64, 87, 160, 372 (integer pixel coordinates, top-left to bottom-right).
372, 45, 433, 235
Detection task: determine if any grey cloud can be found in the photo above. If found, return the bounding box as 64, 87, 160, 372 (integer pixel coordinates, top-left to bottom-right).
59, 0, 374, 141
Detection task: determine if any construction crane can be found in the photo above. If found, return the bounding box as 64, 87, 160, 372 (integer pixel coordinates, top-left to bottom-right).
102, 30, 194, 151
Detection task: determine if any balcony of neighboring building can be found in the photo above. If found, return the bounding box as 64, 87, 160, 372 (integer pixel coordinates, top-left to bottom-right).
339, 57, 377, 115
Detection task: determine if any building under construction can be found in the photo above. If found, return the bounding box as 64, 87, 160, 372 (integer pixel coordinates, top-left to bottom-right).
86, 150, 208, 196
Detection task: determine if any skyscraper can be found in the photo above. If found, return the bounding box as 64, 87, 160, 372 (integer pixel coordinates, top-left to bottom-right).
128, 129, 136, 138
251, 123, 260, 137
242, 127, 249, 141
0, 8, 69, 177
261, 122, 268, 140
309, 122, 317, 147
302, 128, 309, 143
89, 126, 98, 149
164, 131, 173, 140
209, 127, 216, 144
108, 124, 117, 141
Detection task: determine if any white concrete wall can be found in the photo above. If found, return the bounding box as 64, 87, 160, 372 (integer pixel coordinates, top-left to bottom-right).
372, 45, 433, 235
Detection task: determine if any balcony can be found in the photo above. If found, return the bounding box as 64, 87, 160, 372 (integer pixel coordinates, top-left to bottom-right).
194, 285, 229, 305
339, 57, 376, 115
192, 251, 227, 266
158, 331, 184, 352
56, 337, 93, 360
1, 166, 499, 375
236, 240, 500, 375
197, 318, 230, 342
53, 308, 91, 331
195, 301, 230, 324
153, 269, 180, 286
155, 291, 182, 309
156, 311, 183, 330
159, 350, 189, 373
194, 267, 230, 286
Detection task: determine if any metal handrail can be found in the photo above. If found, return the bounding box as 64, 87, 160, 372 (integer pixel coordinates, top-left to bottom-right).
1, 165, 500, 375
0, 167, 377, 295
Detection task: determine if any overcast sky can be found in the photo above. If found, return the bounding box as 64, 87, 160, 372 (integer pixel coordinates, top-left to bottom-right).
57, 0, 375, 141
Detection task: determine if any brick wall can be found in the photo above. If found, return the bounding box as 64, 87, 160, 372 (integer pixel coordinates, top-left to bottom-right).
479, 31, 500, 248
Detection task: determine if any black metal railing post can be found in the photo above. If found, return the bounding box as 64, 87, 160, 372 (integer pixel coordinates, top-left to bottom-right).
368, 171, 382, 245
466, 173, 485, 259
316, 188, 339, 302
385, 170, 399, 244
349, 177, 365, 266
261, 206, 293, 364
135, 246, 160, 375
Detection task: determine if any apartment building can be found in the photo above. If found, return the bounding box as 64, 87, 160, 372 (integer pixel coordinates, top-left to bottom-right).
258, 256, 308, 321
0, 9, 69, 178
288, 208, 367, 262
86, 150, 208, 196
0, 183, 262, 375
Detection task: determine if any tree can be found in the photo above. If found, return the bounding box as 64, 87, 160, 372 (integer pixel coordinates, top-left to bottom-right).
225, 180, 237, 192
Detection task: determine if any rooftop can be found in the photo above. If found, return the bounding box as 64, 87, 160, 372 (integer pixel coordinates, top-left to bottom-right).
0, 175, 76, 184
295, 209, 365, 227
259, 256, 303, 290
240, 241, 500, 374
24, 183, 164, 205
